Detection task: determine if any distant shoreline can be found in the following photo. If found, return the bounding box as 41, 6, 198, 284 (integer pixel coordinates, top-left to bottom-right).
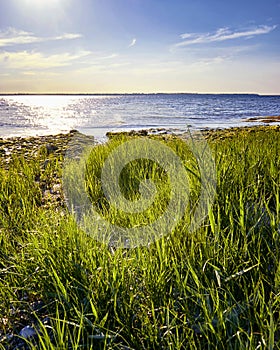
1, 92, 279, 97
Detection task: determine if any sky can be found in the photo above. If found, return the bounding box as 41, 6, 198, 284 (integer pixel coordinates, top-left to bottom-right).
0, 0, 279, 94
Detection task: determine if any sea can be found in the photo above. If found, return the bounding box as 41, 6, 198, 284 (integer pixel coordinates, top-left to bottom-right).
0, 93, 279, 139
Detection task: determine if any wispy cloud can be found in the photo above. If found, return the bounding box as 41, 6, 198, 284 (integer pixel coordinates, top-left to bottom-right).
0, 50, 91, 69
128, 38, 137, 47
53, 33, 82, 41
175, 24, 277, 47
0, 27, 82, 48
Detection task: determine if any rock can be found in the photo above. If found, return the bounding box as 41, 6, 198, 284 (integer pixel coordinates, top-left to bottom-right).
19, 325, 36, 339
244, 115, 280, 123
46, 143, 58, 154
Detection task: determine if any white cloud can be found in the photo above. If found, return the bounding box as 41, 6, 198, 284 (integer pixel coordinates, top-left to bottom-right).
96, 53, 119, 60
175, 24, 277, 47
128, 38, 137, 47
0, 27, 82, 47
54, 33, 83, 40
0, 50, 91, 69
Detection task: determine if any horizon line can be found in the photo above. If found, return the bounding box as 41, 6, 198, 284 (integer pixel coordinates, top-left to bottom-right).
0, 92, 279, 96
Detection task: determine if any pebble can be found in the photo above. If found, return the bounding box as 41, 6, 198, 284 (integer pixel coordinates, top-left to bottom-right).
19, 325, 36, 339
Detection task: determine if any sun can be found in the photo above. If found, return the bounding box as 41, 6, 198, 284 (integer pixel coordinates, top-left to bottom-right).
17, 0, 68, 19
12, 0, 69, 26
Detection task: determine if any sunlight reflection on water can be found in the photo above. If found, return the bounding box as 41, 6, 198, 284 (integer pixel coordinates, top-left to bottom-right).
0, 94, 280, 138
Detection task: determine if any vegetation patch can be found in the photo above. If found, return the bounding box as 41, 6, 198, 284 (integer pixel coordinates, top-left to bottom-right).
0, 126, 279, 349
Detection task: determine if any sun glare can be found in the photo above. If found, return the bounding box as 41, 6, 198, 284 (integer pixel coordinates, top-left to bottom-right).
15, 0, 68, 21
21, 0, 62, 9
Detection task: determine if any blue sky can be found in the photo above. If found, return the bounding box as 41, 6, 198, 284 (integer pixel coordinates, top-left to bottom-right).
0, 0, 279, 93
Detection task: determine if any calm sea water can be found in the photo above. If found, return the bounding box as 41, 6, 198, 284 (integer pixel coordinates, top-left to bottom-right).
0, 94, 279, 139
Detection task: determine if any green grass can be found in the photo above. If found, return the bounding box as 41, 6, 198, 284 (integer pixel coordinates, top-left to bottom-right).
0, 127, 280, 349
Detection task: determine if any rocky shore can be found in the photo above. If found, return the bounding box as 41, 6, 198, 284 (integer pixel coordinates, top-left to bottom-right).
243, 115, 280, 123
0, 131, 78, 167
1, 125, 280, 164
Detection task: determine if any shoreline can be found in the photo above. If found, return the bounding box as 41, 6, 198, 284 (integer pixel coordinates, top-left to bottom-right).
0, 131, 77, 165
1, 125, 280, 162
